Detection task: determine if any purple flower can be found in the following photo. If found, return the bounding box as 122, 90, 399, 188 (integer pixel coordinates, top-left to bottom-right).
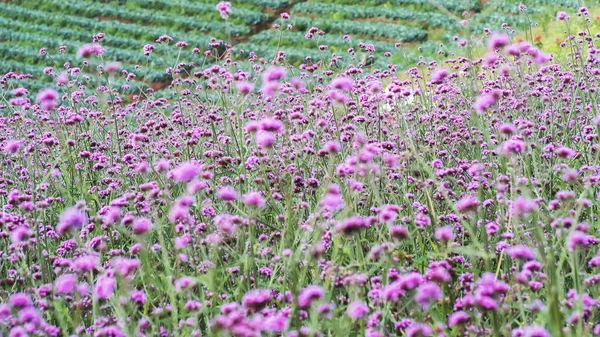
74, 255, 99, 273
435, 226, 454, 242
36, 88, 59, 110
488, 33, 510, 50
390, 225, 409, 240
336, 216, 371, 235
242, 289, 272, 312
54, 273, 78, 295
298, 285, 324, 309
330, 76, 354, 91
77, 43, 104, 58
557, 11, 568, 20
259, 117, 284, 133
216, 1, 232, 19
568, 231, 592, 251
474, 91, 500, 114
95, 325, 126, 337
511, 197, 538, 216
57, 207, 87, 235
321, 184, 345, 211
112, 257, 141, 278
414, 282, 442, 308
347, 300, 370, 319
218, 186, 238, 202
256, 131, 275, 148
263, 66, 287, 82
242, 191, 265, 208
9, 293, 32, 309
507, 245, 536, 261
94, 274, 116, 299
405, 323, 432, 337
523, 325, 551, 337
169, 161, 200, 183
456, 195, 478, 213
236, 81, 253, 95
4, 139, 22, 154
448, 311, 469, 327
132, 217, 153, 236
430, 68, 449, 84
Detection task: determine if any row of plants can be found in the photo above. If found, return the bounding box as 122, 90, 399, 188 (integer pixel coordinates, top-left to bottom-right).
0, 59, 149, 97
469, 12, 532, 33
0, 4, 218, 50
234, 42, 403, 69
248, 29, 444, 66
0, 35, 170, 84
249, 30, 398, 52
291, 2, 460, 30
11, 0, 250, 37
117, 0, 267, 26
313, 0, 481, 12
234, 43, 324, 64
0, 17, 208, 60
280, 16, 428, 42
488, 2, 544, 14
531, 0, 582, 9
201, 0, 291, 9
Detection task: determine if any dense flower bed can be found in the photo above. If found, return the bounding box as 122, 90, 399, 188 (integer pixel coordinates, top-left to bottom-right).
2, 6, 600, 337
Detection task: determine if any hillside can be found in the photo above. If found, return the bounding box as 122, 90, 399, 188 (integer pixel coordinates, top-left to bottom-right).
0, 0, 594, 95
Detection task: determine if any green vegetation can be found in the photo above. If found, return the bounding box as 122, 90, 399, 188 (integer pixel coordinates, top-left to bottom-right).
1, 0, 598, 92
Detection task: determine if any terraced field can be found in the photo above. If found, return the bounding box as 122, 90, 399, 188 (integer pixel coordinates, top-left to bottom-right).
0, 0, 592, 95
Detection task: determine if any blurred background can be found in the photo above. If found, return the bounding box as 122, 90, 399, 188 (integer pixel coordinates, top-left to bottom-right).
1, 0, 596, 97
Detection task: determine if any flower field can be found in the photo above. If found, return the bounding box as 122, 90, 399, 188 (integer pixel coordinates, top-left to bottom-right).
3, 1, 600, 337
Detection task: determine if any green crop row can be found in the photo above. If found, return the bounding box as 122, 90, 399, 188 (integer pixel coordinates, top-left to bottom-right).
308, 0, 480, 12
529, 0, 581, 9
0, 55, 149, 96
234, 42, 403, 70
281, 17, 428, 42
11, 0, 249, 37
291, 2, 459, 29
0, 31, 174, 83
199, 0, 290, 9
250, 30, 398, 53
103, 0, 267, 26
0, 4, 217, 48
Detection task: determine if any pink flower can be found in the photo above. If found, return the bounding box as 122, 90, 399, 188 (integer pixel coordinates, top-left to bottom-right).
55, 274, 78, 295
242, 289, 272, 312
488, 33, 510, 50
347, 300, 370, 319
435, 226, 454, 242
414, 282, 442, 308
557, 11, 568, 20
77, 43, 104, 58
330, 76, 354, 91
236, 81, 253, 95
430, 68, 449, 84
169, 161, 200, 183
4, 139, 22, 154
57, 207, 87, 235
448, 311, 470, 327
216, 1, 232, 19
217, 186, 238, 202
298, 285, 324, 309
242, 191, 265, 208
94, 274, 116, 299
256, 131, 275, 148
36, 88, 59, 110
507, 245, 536, 261
263, 66, 287, 82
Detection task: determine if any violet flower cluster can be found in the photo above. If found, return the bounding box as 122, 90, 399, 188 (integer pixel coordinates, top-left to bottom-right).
1, 7, 600, 337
